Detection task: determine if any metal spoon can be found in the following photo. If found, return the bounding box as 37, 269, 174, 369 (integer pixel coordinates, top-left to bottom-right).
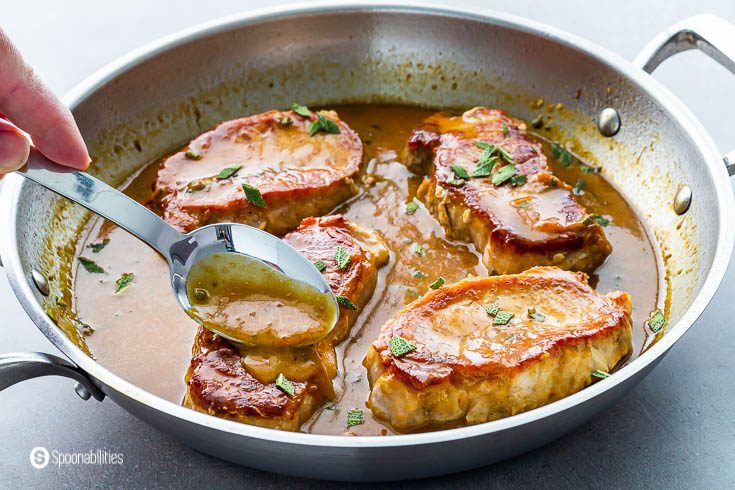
17, 148, 338, 347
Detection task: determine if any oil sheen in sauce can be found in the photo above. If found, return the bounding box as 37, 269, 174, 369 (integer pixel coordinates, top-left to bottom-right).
75, 104, 663, 435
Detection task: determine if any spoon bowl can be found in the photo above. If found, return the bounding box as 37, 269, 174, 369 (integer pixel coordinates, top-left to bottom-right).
17, 148, 338, 347
171, 224, 339, 347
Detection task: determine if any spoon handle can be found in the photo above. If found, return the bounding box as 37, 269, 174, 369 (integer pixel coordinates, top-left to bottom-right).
18, 148, 183, 259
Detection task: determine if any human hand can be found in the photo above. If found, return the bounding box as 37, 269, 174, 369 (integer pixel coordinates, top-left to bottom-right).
0, 28, 89, 175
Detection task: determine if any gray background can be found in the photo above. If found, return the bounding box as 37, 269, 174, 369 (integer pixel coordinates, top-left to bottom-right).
2, 1, 735, 488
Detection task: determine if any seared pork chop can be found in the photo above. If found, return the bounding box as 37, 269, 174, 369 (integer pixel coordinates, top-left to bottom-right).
152, 109, 362, 234
186, 215, 388, 431
364, 267, 632, 432
408, 107, 611, 274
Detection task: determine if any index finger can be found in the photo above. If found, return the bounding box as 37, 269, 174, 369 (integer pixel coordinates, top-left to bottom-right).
0, 28, 89, 169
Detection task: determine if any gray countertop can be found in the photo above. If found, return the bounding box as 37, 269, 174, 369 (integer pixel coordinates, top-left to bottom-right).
2, 1, 735, 487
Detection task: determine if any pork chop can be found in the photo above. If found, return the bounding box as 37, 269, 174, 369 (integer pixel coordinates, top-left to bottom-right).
152, 109, 362, 234
407, 107, 611, 274
186, 215, 388, 431
364, 266, 632, 432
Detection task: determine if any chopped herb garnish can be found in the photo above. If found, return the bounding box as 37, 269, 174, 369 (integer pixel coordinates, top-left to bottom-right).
242, 183, 266, 208
493, 311, 514, 325
185, 149, 202, 160
581, 165, 600, 174
114, 272, 134, 294
405, 201, 419, 215
275, 373, 295, 396
447, 179, 465, 186
346, 409, 364, 428
308, 112, 341, 136
335, 245, 351, 270
451, 164, 470, 179
528, 308, 546, 321
389, 336, 417, 357
413, 270, 426, 279
511, 174, 527, 186
307, 120, 320, 136
593, 214, 610, 227
505, 333, 515, 340
474, 141, 494, 151
648, 309, 666, 333
473, 141, 515, 178
492, 165, 516, 186
592, 370, 611, 379
471, 155, 496, 178
502, 121, 509, 136
429, 276, 445, 289
313, 260, 327, 272
216, 165, 242, 180
550, 143, 572, 166
321, 114, 341, 133
572, 179, 585, 195
475, 141, 514, 163
336, 295, 357, 310
485, 303, 500, 316
78, 257, 104, 274
560, 150, 573, 167
411, 243, 425, 256
474, 141, 515, 171
291, 103, 311, 117
88, 238, 110, 253
496, 146, 515, 164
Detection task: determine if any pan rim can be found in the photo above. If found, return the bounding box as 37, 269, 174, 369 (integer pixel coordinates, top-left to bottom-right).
1, 1, 733, 449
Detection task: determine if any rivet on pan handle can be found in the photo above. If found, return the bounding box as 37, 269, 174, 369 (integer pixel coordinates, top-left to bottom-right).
724, 151, 735, 177
0, 352, 104, 401
634, 14, 735, 177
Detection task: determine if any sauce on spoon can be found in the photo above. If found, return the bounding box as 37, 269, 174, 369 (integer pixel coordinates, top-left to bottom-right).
185, 253, 338, 347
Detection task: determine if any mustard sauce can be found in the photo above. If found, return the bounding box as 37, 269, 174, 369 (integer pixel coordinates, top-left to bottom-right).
186, 253, 338, 347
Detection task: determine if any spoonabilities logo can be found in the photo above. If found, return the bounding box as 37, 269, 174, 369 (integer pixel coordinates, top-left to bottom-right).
30, 447, 50, 469
28, 447, 123, 468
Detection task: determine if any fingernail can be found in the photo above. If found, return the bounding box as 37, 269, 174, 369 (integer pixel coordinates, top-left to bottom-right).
0, 128, 31, 173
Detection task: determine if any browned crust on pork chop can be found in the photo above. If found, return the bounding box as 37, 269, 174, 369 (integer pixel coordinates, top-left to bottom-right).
364, 266, 632, 432
407, 107, 611, 274
186, 215, 388, 430
152, 109, 362, 234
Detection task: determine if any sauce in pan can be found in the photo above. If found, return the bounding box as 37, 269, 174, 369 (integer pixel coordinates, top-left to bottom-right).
74, 104, 662, 435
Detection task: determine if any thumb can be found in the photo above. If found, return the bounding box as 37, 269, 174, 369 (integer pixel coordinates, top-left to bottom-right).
0, 118, 30, 174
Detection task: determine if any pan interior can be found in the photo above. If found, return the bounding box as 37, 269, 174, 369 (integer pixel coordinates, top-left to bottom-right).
9, 8, 717, 431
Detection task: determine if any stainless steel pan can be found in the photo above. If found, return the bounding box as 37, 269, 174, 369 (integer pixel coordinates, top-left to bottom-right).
1, 3, 734, 481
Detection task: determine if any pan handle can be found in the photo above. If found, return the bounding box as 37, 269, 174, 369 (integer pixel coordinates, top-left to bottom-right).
0, 352, 104, 401
634, 14, 735, 176
634, 14, 735, 74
